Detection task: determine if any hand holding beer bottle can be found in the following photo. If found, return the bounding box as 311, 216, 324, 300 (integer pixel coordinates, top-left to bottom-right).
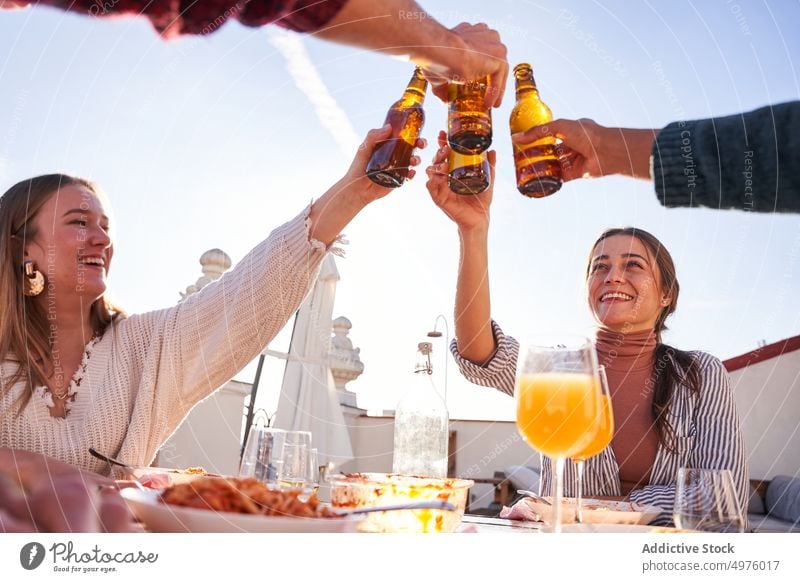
509, 63, 563, 197
346, 125, 426, 206
366, 67, 428, 188
512, 118, 658, 181
426, 130, 495, 232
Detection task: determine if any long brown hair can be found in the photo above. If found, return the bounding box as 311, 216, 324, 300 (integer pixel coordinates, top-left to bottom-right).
1, 174, 124, 411
589, 227, 700, 452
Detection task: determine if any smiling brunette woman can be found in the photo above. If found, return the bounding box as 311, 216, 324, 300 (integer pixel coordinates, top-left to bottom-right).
0, 126, 424, 475
424, 133, 747, 523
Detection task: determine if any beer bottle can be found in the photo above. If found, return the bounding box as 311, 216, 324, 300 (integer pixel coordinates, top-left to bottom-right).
509, 63, 563, 197
447, 76, 492, 155
448, 149, 490, 195
366, 67, 427, 188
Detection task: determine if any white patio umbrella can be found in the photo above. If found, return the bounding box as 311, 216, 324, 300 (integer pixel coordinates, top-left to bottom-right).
272, 254, 354, 469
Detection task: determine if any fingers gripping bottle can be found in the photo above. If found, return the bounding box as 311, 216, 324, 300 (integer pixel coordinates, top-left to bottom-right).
366, 67, 428, 187
510, 63, 563, 197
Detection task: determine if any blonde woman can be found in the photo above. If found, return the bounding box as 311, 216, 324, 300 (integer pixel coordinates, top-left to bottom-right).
0, 126, 424, 474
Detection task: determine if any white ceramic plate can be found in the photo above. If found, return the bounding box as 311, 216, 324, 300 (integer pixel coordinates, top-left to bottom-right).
521, 497, 663, 525
121, 489, 361, 533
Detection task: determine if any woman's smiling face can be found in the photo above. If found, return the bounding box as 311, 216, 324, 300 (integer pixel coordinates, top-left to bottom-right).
587, 234, 671, 333
23, 184, 113, 304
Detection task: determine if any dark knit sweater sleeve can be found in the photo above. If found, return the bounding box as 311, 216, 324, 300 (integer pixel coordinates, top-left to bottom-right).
36, 0, 349, 37
652, 101, 800, 213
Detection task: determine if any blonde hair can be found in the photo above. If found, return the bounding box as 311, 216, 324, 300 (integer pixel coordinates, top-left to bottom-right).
0, 174, 124, 411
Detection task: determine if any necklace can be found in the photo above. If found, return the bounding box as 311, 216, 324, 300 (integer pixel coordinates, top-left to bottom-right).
42, 334, 101, 413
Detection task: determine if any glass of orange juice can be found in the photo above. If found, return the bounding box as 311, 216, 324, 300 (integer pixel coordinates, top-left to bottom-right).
515, 335, 601, 532
571, 366, 614, 523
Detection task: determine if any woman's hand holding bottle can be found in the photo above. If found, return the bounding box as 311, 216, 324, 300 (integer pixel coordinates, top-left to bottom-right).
425, 130, 495, 233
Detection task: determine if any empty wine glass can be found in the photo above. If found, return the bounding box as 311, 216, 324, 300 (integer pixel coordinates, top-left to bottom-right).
674, 468, 744, 532
515, 334, 602, 533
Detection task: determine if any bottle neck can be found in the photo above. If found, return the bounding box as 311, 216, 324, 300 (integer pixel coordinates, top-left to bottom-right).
402, 70, 428, 105
402, 86, 426, 105
514, 69, 540, 99
515, 84, 539, 100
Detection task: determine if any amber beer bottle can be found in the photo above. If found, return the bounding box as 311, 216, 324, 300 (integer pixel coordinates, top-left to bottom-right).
366, 68, 428, 187
509, 63, 563, 197
448, 149, 490, 195
447, 76, 492, 154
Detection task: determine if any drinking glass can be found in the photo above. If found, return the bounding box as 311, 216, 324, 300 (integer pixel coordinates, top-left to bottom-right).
239, 425, 286, 486
279, 431, 314, 491
571, 365, 614, 523
674, 468, 744, 532
515, 335, 601, 533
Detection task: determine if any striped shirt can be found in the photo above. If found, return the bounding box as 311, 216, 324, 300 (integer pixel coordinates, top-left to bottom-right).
451, 321, 748, 526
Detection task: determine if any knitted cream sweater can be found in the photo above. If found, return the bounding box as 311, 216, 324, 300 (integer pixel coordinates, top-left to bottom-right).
1, 207, 327, 475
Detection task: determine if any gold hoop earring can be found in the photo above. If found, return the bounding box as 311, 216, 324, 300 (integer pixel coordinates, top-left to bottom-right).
22, 260, 45, 297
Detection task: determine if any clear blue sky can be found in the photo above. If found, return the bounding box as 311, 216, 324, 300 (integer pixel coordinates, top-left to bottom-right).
1, 0, 798, 420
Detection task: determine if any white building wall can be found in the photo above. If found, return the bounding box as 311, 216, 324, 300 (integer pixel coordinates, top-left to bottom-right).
729, 351, 800, 479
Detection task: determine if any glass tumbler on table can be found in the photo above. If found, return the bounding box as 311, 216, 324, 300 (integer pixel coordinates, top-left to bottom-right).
674, 468, 745, 532
239, 425, 286, 486
279, 430, 314, 492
